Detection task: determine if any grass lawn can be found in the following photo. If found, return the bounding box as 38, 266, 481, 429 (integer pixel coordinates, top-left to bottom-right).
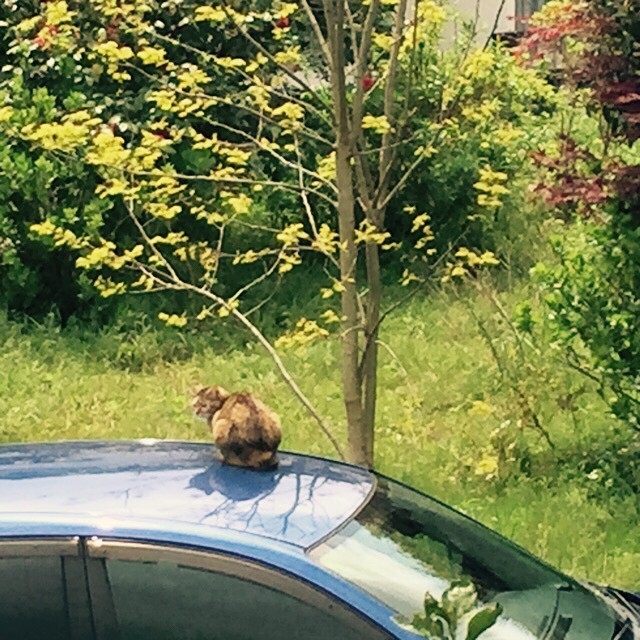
1, 289, 639, 590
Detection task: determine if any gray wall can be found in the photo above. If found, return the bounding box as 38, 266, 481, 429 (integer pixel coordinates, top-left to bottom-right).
449, 0, 546, 42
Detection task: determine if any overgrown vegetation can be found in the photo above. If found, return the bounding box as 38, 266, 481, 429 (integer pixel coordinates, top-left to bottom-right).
0, 0, 564, 466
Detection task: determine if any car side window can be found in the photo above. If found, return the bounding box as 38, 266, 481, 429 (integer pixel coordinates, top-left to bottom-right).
0, 555, 71, 640
101, 554, 377, 640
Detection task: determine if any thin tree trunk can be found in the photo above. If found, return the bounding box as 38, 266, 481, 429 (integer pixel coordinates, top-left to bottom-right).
336, 140, 366, 466
326, 0, 366, 466
361, 233, 382, 468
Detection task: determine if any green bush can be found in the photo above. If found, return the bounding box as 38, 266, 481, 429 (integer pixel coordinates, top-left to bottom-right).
516, 0, 640, 430
386, 41, 558, 274
529, 217, 640, 427
0, 76, 114, 322
0, 0, 561, 324
262, 29, 561, 277
0, 0, 282, 323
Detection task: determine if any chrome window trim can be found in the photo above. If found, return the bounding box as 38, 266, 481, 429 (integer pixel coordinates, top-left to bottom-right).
0, 537, 81, 557
86, 537, 390, 639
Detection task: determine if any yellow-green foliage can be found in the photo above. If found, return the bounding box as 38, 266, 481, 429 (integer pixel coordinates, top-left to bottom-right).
2, 0, 448, 337
388, 33, 559, 274
0, 0, 564, 331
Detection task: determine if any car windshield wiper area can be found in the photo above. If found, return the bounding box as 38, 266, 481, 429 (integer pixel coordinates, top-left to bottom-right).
612, 617, 636, 640
585, 584, 640, 640
603, 587, 640, 615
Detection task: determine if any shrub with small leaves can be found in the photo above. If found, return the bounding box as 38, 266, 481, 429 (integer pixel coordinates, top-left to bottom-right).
521, 0, 640, 431
529, 218, 640, 428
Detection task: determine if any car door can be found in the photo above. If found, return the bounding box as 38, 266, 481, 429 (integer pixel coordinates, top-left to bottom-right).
83, 537, 395, 640
0, 537, 94, 640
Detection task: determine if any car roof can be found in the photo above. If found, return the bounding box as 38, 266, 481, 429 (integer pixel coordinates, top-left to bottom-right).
0, 440, 374, 549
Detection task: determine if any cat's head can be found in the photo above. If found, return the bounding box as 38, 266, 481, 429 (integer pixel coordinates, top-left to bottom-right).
191, 385, 230, 422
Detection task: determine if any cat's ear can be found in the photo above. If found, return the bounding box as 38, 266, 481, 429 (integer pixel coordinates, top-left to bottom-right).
212, 385, 231, 399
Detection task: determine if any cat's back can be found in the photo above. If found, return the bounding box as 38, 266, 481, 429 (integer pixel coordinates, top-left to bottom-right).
223, 393, 278, 422
217, 392, 281, 442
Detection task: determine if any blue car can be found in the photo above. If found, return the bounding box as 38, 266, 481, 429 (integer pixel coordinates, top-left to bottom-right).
0, 440, 638, 640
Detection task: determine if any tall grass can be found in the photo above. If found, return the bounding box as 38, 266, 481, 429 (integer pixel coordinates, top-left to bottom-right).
1, 288, 638, 589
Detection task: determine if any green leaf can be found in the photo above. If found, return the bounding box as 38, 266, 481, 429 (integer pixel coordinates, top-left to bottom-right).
441, 580, 477, 625
465, 603, 503, 640
180, 148, 215, 173
410, 592, 453, 638
423, 591, 446, 619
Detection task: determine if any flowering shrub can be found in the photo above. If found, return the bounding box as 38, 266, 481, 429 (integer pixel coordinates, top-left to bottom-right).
0, 0, 283, 321
0, 0, 562, 321
389, 38, 558, 269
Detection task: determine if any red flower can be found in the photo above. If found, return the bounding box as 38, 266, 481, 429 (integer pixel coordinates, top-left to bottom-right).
275, 16, 290, 29
106, 23, 120, 40
33, 36, 47, 48
362, 74, 376, 92
152, 128, 171, 140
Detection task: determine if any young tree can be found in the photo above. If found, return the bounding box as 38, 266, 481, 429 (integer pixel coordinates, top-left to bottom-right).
2, 0, 494, 467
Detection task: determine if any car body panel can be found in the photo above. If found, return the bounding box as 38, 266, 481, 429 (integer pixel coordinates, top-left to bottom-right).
0, 520, 422, 639
0, 441, 426, 638
0, 440, 373, 548
10, 440, 633, 639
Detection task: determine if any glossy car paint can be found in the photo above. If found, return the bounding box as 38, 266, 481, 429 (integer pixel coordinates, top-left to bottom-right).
0, 441, 373, 547
0, 440, 421, 639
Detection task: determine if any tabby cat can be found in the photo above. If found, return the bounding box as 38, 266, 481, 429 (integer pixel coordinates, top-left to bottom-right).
192, 385, 282, 470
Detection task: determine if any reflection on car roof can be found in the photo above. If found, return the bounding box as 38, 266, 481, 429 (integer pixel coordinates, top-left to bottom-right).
0, 440, 374, 548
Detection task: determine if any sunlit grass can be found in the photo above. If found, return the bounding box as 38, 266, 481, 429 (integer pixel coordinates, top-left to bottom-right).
1, 289, 638, 590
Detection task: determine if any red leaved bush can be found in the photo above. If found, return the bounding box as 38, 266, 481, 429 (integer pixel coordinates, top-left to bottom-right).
518, 0, 640, 217
530, 137, 607, 213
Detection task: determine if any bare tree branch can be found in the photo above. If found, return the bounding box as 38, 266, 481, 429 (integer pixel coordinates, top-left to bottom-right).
374, 228, 470, 332
128, 63, 333, 148
376, 338, 410, 378
294, 136, 319, 238
244, 280, 282, 317
200, 92, 333, 148
376, 0, 410, 215
124, 194, 180, 283
180, 280, 347, 458
133, 168, 338, 208
350, 0, 381, 140
148, 29, 334, 129
344, 0, 361, 69
378, 0, 493, 210
199, 116, 337, 196
402, 0, 421, 119
207, 224, 225, 292
127, 206, 346, 458
300, 0, 333, 66
229, 253, 283, 303
484, 0, 508, 49
220, 1, 332, 110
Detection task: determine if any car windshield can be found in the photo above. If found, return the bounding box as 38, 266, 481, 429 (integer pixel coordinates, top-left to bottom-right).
311, 476, 628, 640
